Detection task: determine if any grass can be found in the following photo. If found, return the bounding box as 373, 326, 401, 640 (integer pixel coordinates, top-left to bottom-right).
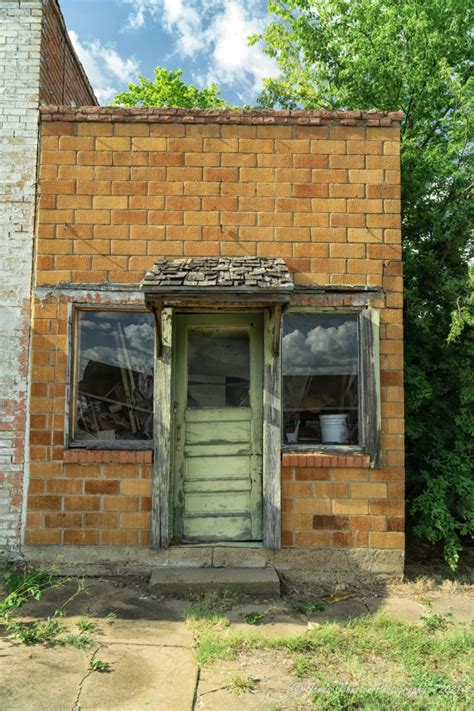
183, 589, 239, 633
420, 612, 454, 631
240, 611, 266, 625
190, 613, 473, 708
226, 675, 259, 695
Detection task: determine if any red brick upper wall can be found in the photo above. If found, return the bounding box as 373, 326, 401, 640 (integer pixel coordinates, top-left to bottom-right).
39, 0, 97, 107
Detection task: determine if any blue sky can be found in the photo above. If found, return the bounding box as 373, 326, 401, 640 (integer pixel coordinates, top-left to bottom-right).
60, 0, 279, 105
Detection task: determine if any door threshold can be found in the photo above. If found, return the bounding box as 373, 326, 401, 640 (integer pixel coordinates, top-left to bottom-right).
175, 541, 264, 548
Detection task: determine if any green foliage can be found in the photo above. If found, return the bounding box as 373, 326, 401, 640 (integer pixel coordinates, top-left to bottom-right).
420, 612, 453, 632
1, 563, 54, 613
7, 617, 64, 645
112, 67, 230, 109
226, 675, 259, 695
291, 598, 327, 616
77, 618, 95, 633
255, 0, 474, 566
88, 657, 111, 673
0, 565, 94, 647
192, 613, 473, 707
241, 611, 266, 625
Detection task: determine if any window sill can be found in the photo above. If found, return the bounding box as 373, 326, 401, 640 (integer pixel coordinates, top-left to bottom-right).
64, 449, 153, 464
281, 450, 370, 468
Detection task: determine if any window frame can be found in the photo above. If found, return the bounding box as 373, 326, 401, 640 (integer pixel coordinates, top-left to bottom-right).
67, 305, 155, 450
280, 307, 381, 465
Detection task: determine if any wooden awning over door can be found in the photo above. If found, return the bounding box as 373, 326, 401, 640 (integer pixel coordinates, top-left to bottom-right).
141, 256, 294, 357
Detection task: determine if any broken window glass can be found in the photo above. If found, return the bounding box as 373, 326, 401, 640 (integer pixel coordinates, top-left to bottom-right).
282, 314, 359, 445
73, 311, 154, 445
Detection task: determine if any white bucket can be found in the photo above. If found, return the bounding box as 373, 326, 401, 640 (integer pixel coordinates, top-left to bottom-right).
319, 414, 349, 444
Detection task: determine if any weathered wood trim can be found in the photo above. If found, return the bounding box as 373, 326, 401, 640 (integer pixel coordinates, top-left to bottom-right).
263, 308, 282, 548
152, 307, 173, 548
360, 308, 382, 467
272, 303, 282, 357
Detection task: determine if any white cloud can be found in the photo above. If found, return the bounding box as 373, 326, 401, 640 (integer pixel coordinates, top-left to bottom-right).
204, 1, 278, 99
122, 0, 278, 100
69, 30, 140, 104
282, 319, 359, 375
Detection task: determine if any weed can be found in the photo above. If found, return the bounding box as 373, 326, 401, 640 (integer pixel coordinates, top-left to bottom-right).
60, 632, 94, 649
88, 657, 111, 673
7, 617, 64, 645
189, 589, 238, 615
241, 611, 265, 625
184, 590, 238, 636
77, 618, 94, 633
226, 675, 259, 695
1, 568, 95, 649
421, 612, 453, 632
291, 599, 327, 616
0, 563, 56, 615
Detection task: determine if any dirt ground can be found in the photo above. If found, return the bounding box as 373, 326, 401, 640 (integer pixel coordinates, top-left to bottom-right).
1, 545, 473, 711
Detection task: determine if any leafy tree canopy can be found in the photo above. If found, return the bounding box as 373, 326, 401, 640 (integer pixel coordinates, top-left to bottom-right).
254, 0, 473, 566
112, 67, 230, 109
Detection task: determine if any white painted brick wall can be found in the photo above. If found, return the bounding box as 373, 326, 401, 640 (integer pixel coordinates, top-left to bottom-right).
0, 0, 43, 552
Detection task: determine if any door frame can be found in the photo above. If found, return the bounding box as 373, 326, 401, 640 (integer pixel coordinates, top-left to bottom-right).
152, 307, 282, 549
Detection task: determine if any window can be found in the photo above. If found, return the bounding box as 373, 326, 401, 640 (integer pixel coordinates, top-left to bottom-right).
187, 327, 250, 408
281, 310, 380, 458
71, 310, 155, 447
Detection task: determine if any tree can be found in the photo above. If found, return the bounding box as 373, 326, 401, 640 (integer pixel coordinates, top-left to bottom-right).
112, 67, 230, 109
254, 0, 473, 566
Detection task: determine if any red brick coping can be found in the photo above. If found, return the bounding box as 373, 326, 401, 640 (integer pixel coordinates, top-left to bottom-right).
40, 106, 404, 127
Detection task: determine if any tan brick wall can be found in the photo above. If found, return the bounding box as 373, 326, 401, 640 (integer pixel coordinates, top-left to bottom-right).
28, 110, 404, 550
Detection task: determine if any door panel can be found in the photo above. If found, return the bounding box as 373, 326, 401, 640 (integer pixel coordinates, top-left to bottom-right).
183, 515, 252, 541
185, 455, 250, 479
185, 418, 251, 445
173, 313, 263, 543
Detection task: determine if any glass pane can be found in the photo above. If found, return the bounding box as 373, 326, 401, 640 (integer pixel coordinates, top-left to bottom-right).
75, 311, 154, 443
187, 327, 250, 408
282, 314, 359, 445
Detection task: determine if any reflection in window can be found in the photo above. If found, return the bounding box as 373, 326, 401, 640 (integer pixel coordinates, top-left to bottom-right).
187, 327, 250, 408
282, 314, 359, 445
73, 311, 154, 444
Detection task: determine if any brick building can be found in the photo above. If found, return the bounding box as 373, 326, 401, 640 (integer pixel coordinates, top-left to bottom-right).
0, 0, 96, 553
1, 2, 404, 581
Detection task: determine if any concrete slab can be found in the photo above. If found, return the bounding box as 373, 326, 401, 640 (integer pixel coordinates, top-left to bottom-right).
0, 641, 87, 711
363, 595, 427, 624
150, 567, 280, 597
79, 644, 197, 711
0, 635, 197, 711
196, 650, 311, 710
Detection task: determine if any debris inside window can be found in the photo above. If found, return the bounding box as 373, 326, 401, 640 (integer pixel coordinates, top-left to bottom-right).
73, 311, 154, 444
282, 314, 359, 445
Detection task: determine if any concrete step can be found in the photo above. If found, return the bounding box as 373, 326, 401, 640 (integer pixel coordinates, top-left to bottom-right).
150, 567, 280, 598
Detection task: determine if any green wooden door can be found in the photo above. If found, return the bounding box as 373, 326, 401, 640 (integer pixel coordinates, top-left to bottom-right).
173, 313, 263, 542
